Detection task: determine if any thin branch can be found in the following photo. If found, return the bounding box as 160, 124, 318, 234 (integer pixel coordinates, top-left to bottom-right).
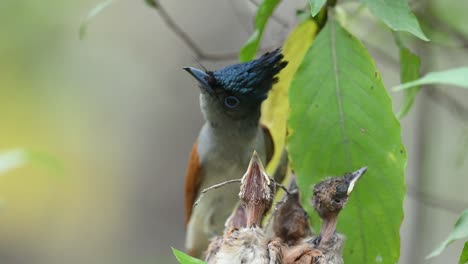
274, 180, 291, 195
193, 179, 242, 208
152, 0, 280, 61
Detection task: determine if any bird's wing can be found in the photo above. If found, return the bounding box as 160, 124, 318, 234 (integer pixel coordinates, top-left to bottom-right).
261, 124, 274, 165
184, 142, 202, 226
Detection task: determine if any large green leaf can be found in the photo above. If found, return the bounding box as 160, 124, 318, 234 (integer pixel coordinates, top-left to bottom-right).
393, 67, 468, 91
288, 18, 406, 263
427, 209, 468, 259
309, 0, 327, 17
396, 46, 421, 119
460, 242, 468, 264
361, 0, 428, 41
79, 0, 116, 40
172, 248, 206, 264
239, 0, 280, 62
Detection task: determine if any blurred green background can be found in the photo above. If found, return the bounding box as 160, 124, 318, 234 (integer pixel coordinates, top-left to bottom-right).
0, 0, 467, 263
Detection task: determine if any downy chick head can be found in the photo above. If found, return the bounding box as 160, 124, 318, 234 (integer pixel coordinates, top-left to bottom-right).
273, 176, 312, 246
312, 167, 367, 219
239, 151, 276, 227
184, 49, 288, 124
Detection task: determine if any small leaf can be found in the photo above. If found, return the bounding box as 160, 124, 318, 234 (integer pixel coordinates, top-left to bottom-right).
427, 210, 468, 259
239, 0, 280, 62
309, 0, 327, 17
393, 67, 468, 91
172, 248, 206, 264
144, 0, 158, 9
361, 0, 428, 41
396, 45, 421, 119
460, 242, 468, 264
261, 19, 318, 174
79, 0, 116, 40
288, 18, 406, 263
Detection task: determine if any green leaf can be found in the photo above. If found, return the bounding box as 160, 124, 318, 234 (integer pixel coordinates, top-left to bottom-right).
239, 0, 280, 62
309, 0, 327, 17
172, 248, 206, 264
393, 67, 468, 91
361, 0, 428, 41
460, 241, 468, 264
427, 210, 468, 259
288, 18, 406, 263
396, 46, 421, 119
79, 0, 116, 40
144, 0, 158, 9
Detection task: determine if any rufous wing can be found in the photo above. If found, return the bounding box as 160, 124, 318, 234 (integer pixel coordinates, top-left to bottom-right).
184, 142, 202, 226
261, 124, 275, 165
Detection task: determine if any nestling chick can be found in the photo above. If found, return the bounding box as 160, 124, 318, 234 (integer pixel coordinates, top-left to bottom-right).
184, 49, 288, 257
311, 167, 368, 264
273, 176, 313, 246
209, 151, 283, 264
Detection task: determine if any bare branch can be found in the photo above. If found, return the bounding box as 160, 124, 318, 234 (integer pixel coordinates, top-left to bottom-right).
193, 179, 242, 208
151, 0, 281, 61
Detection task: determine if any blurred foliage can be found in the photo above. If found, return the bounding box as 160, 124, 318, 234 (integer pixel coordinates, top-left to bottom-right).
172, 248, 206, 264
361, 0, 428, 40
239, 0, 280, 62
427, 209, 468, 259
393, 67, 468, 91
396, 42, 421, 119
460, 242, 468, 264
80, 0, 116, 40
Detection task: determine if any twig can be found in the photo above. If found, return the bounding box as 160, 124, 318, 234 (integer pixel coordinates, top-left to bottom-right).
151, 0, 280, 61
273, 180, 291, 195
193, 179, 242, 208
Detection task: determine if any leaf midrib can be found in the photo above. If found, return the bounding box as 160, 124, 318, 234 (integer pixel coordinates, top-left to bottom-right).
329, 18, 368, 263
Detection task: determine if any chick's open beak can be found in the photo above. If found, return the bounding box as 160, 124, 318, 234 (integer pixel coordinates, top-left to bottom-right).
239, 151, 273, 227
347, 167, 367, 195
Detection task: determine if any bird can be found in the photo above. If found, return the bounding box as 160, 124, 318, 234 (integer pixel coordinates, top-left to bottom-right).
309, 166, 368, 264
207, 151, 283, 264
273, 176, 313, 247
272, 177, 322, 264
183, 49, 288, 257
277, 167, 367, 264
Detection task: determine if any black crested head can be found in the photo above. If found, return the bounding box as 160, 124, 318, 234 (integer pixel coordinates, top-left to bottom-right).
212, 49, 288, 101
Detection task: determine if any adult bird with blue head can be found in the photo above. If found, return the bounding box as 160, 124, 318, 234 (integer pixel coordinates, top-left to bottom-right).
183, 49, 288, 258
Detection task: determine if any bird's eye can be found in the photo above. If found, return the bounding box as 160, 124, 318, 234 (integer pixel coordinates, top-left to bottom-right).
224, 96, 240, 109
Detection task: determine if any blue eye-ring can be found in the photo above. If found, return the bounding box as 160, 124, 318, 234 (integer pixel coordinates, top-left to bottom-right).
224, 96, 240, 109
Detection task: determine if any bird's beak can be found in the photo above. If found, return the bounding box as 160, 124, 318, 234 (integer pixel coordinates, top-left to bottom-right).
240, 151, 272, 227
183, 67, 214, 94
347, 167, 367, 195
